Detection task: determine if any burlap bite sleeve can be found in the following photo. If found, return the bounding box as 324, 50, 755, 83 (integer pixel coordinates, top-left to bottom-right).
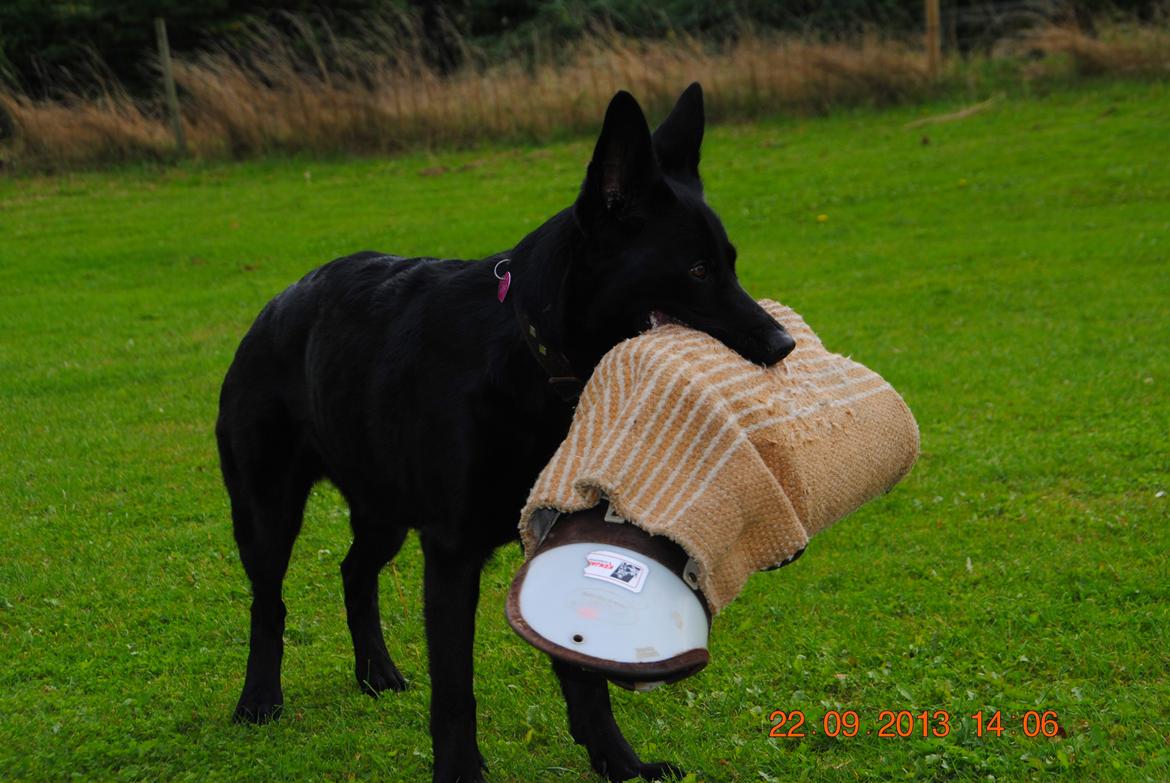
518, 300, 919, 612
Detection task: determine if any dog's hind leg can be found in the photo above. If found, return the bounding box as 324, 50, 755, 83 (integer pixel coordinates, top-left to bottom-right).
219, 400, 318, 724
552, 660, 684, 782
341, 517, 409, 695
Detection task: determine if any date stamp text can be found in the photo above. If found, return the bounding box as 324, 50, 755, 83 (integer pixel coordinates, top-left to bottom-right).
768, 710, 1063, 739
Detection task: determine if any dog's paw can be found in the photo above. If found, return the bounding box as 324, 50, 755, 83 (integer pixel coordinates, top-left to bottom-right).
637, 761, 685, 782
593, 756, 684, 782
432, 748, 487, 783
232, 685, 284, 724
356, 655, 407, 696
431, 757, 487, 783
432, 771, 487, 783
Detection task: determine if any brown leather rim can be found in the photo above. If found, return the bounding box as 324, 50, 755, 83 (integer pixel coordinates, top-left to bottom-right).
505, 504, 711, 686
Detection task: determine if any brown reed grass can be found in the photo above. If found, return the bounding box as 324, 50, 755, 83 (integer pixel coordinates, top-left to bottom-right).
178, 30, 933, 158
0, 18, 1165, 171
1023, 23, 1170, 77
0, 93, 173, 169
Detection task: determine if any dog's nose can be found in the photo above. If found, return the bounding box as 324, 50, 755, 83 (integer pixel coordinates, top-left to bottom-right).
761, 328, 796, 365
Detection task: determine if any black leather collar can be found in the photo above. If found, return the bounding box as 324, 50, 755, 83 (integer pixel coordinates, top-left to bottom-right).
515, 308, 583, 403
496, 255, 583, 404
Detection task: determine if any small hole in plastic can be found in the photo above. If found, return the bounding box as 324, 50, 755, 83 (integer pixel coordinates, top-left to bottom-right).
571, 633, 584, 644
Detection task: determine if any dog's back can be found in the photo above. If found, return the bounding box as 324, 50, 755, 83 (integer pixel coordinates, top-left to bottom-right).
217, 250, 558, 541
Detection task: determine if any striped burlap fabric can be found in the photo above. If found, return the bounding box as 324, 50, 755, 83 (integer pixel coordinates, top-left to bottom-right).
518, 300, 919, 612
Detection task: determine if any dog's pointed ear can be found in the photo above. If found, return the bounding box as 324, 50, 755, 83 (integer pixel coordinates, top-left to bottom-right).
575, 90, 661, 229
652, 82, 704, 191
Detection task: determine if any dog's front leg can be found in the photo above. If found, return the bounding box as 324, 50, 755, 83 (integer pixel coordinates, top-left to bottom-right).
552, 659, 684, 782
422, 536, 489, 783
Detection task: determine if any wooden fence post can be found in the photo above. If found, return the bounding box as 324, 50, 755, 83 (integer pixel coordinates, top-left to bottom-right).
154, 17, 187, 156
925, 0, 942, 79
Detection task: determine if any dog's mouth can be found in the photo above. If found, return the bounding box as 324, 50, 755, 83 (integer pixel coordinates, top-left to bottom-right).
647, 309, 685, 330
643, 308, 795, 366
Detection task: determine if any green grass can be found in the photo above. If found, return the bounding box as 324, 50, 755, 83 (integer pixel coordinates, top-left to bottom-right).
1, 79, 1168, 782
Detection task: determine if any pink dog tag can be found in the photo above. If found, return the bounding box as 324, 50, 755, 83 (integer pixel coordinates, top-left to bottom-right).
497, 270, 511, 303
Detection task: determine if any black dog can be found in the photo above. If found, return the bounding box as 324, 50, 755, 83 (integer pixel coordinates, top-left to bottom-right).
216, 83, 793, 782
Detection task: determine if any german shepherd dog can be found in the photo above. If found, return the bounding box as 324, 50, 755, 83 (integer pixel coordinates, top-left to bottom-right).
216, 83, 794, 782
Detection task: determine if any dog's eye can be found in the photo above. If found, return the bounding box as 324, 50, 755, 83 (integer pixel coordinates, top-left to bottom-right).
689, 262, 709, 281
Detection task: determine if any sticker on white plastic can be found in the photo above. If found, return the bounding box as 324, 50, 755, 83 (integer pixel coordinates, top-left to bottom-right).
582, 550, 649, 593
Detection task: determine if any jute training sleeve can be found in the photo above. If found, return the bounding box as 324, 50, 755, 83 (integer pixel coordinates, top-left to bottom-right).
518, 300, 919, 612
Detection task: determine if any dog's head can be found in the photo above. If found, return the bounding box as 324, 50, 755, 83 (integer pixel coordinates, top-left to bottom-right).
566, 83, 795, 368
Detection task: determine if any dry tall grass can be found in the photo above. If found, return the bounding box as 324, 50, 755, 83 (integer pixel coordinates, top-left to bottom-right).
1023, 23, 1170, 77
0, 94, 173, 168
173, 31, 931, 160
0, 19, 1167, 171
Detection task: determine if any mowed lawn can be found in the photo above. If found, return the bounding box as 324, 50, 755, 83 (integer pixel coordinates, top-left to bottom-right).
1, 80, 1168, 782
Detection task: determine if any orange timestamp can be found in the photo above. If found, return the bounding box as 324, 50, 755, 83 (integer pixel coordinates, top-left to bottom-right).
768, 709, 1062, 739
